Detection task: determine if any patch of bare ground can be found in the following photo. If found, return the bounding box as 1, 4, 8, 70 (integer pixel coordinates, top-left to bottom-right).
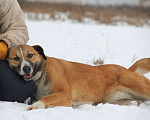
19, 1, 150, 27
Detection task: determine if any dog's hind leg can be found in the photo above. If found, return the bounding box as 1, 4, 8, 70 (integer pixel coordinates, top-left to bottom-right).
103, 88, 142, 106
103, 88, 144, 106
104, 74, 150, 106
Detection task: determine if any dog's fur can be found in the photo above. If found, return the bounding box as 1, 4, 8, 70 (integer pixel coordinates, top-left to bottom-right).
7, 45, 150, 110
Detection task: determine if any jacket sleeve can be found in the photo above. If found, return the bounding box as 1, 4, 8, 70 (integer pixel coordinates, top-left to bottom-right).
0, 0, 29, 49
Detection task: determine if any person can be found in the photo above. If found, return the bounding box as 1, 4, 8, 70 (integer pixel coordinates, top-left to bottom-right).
0, 0, 37, 104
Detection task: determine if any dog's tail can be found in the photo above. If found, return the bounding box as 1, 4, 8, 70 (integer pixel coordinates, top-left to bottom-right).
129, 58, 150, 75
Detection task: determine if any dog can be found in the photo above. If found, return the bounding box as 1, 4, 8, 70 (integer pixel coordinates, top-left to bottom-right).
7, 45, 150, 110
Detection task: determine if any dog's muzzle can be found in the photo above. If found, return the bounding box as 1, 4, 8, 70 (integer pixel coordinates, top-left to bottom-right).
23, 66, 31, 74
22, 65, 33, 80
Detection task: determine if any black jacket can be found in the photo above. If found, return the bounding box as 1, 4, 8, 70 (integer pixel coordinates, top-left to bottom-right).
0, 61, 37, 104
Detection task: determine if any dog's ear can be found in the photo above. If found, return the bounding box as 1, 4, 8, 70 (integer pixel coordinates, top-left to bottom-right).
32, 45, 47, 60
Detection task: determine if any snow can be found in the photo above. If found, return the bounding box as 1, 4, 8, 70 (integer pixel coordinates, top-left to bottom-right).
1, 20, 150, 120
0, 102, 150, 120
27, 20, 150, 68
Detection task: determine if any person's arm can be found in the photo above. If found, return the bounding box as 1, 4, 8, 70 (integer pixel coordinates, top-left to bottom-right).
0, 0, 29, 57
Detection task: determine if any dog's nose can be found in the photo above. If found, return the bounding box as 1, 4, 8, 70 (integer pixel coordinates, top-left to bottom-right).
23, 66, 31, 74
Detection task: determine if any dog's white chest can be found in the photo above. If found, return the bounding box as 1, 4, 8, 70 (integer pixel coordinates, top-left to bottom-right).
35, 77, 49, 100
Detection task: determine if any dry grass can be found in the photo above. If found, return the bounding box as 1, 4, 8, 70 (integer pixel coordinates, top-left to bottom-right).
92, 57, 104, 66
19, 1, 150, 26
132, 54, 138, 63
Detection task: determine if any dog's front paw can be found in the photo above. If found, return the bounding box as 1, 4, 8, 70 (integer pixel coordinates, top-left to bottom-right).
27, 101, 45, 111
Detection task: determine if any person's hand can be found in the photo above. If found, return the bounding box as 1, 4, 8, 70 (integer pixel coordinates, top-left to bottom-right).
0, 41, 8, 60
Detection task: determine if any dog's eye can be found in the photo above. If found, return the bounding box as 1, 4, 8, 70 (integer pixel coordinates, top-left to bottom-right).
27, 54, 34, 58
14, 57, 20, 61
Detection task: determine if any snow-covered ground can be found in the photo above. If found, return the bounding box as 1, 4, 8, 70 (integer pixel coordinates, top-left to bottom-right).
0, 20, 150, 120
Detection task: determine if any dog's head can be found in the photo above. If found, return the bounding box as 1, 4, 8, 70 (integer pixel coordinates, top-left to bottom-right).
7, 45, 47, 81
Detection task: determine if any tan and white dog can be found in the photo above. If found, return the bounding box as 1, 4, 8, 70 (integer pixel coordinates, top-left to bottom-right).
7, 45, 150, 110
